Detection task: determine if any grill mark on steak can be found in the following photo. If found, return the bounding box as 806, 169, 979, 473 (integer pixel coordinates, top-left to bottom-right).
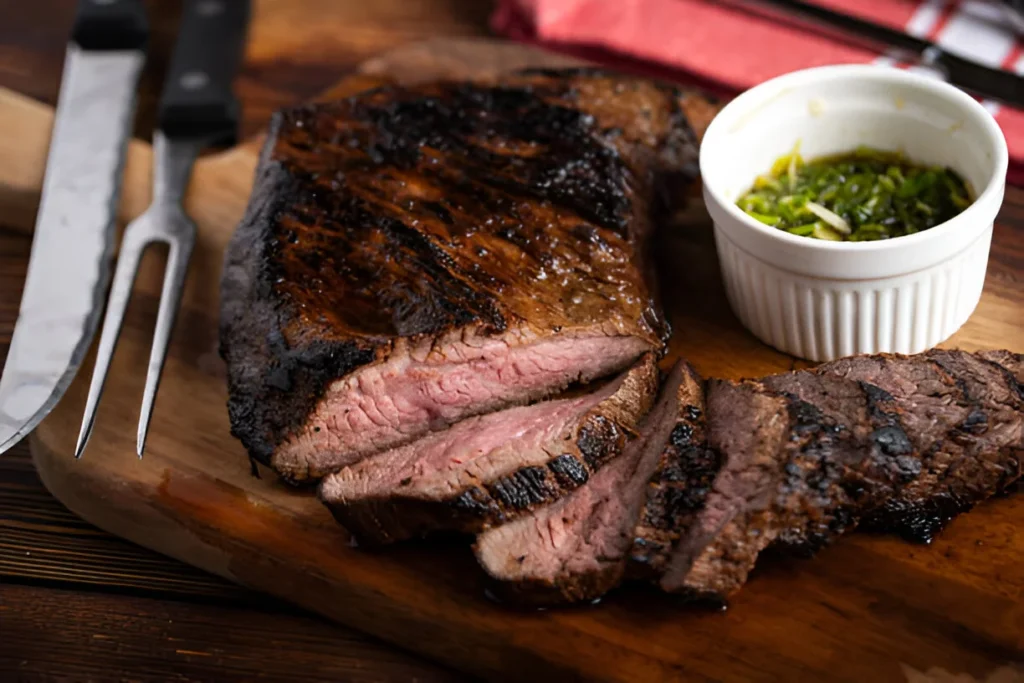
659, 350, 1022, 601
319, 354, 659, 545
758, 373, 921, 553
474, 361, 692, 606
220, 70, 717, 482
818, 350, 1023, 542
661, 380, 896, 598
657, 379, 789, 599
979, 350, 1024, 390
627, 363, 718, 580
348, 83, 633, 234
658, 376, 915, 599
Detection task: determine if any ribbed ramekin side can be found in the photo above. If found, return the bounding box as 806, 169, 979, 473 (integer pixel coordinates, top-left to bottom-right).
713, 225, 993, 362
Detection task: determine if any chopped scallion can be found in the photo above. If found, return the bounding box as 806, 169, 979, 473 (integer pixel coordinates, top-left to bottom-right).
736, 146, 973, 241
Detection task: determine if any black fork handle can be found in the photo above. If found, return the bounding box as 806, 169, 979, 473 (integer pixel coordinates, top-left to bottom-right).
157, 0, 251, 145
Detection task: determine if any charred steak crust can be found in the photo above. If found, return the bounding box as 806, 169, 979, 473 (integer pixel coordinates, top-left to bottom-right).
978, 350, 1024, 389
758, 372, 921, 553
661, 350, 1022, 600
661, 376, 914, 598
219, 69, 716, 480
473, 361, 692, 606
320, 354, 660, 544
659, 379, 789, 599
817, 350, 1024, 542
627, 363, 717, 580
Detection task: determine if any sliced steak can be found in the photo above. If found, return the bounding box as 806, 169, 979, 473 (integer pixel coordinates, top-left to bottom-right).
627, 363, 718, 580
659, 376, 912, 598
220, 69, 719, 482
658, 379, 792, 599
659, 350, 1023, 601
756, 371, 922, 552
320, 354, 659, 545
474, 360, 694, 606
818, 349, 1023, 542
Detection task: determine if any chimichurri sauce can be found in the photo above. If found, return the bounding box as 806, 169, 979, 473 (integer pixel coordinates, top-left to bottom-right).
737, 145, 974, 241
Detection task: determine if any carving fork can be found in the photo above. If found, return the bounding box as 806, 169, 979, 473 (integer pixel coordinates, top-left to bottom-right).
76, 0, 249, 458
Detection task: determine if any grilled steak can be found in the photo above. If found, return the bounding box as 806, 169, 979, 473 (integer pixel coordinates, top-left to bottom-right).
474, 360, 695, 605
628, 362, 716, 580
659, 350, 1023, 600
219, 69, 718, 482
321, 354, 659, 545
816, 349, 1023, 542
979, 349, 1024, 384
658, 378, 792, 599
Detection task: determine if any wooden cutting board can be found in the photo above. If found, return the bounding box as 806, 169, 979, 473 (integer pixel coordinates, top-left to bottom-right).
1, 39, 1022, 683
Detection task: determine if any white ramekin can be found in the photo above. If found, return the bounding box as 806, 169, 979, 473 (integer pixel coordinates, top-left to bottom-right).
700, 64, 1008, 362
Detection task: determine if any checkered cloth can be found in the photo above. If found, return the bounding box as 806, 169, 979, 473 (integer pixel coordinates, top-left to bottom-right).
493, 0, 1024, 184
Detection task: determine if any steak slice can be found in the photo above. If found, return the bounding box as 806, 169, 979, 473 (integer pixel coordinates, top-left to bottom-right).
659, 349, 1023, 600
627, 362, 718, 580
658, 376, 916, 599
817, 349, 1023, 542
473, 360, 695, 606
754, 371, 922, 552
320, 354, 659, 545
220, 69, 719, 482
657, 379, 793, 599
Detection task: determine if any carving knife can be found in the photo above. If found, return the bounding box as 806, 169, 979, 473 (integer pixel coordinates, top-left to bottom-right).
0, 0, 147, 454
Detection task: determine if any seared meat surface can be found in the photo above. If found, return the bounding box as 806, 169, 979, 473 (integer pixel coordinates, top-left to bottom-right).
473, 361, 697, 606
658, 378, 792, 599
320, 354, 659, 545
219, 68, 716, 483
628, 363, 715, 581
817, 349, 1023, 542
659, 350, 1022, 601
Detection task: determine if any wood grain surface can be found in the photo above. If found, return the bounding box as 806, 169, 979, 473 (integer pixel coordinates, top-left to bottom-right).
1, 582, 464, 682
0, 31, 1020, 683
0, 2, 1022, 682
0, 1, 491, 681
0, 0, 492, 141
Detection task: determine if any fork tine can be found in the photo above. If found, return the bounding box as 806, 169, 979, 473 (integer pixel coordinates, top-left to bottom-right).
136, 232, 195, 458
75, 228, 150, 459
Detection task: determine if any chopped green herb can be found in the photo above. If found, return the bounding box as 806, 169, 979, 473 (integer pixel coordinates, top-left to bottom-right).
736, 144, 973, 241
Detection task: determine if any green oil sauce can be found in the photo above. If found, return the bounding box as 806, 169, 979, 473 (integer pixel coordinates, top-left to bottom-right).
737, 145, 974, 241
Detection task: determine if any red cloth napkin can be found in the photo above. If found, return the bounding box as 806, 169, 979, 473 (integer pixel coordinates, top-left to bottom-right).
493, 0, 1024, 185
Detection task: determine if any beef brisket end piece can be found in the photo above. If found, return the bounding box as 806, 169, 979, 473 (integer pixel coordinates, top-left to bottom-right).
818, 349, 1024, 542
220, 69, 718, 483
473, 360, 693, 606
320, 354, 659, 545
627, 362, 718, 580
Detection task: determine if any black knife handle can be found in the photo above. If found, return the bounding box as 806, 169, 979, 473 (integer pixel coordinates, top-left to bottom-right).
72, 0, 148, 51
157, 0, 250, 144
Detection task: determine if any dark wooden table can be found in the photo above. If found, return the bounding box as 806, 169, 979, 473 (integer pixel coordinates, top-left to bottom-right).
0, 1, 490, 680
2, 2, 1023, 682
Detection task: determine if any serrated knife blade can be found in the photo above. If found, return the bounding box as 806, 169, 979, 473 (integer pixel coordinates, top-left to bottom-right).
0, 0, 147, 455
